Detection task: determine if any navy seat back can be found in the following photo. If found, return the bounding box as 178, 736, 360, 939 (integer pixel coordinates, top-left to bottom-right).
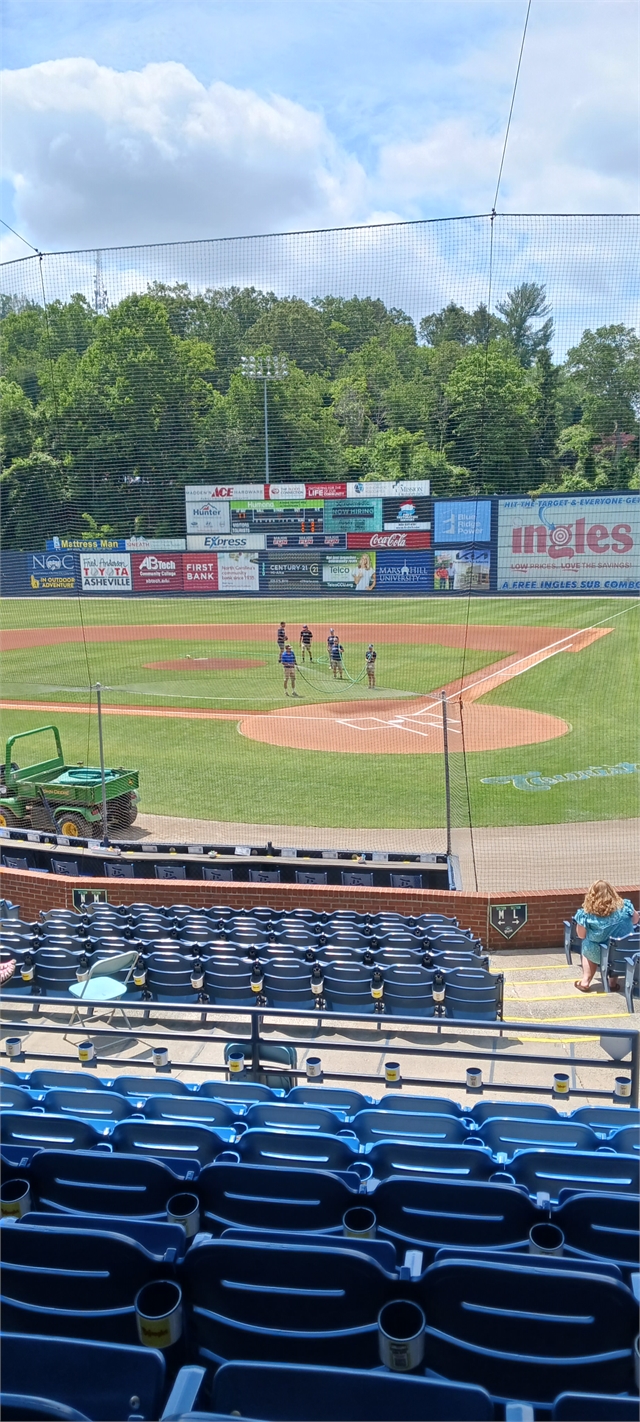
374, 1176, 537, 1257
471, 1100, 560, 1126
236, 1129, 359, 1173
609, 1124, 639, 1155
417, 1258, 638, 1404
43, 1089, 132, 1122
552, 1392, 640, 1420
381, 1093, 463, 1117
28, 1070, 112, 1095
477, 1118, 599, 1160
0, 1086, 34, 1111
323, 964, 375, 1013
382, 965, 436, 1016
286, 1086, 370, 1118
0, 1331, 166, 1422
111, 1119, 223, 1167
183, 1237, 394, 1367
554, 1191, 640, 1270
367, 1141, 493, 1183
196, 1080, 276, 1107
143, 1095, 237, 1128
263, 966, 314, 1008
197, 1161, 357, 1234
352, 1110, 469, 1148
242, 1102, 343, 1135
212, 1360, 494, 1421
0, 1066, 22, 1087
510, 1148, 639, 1202
1, 1111, 102, 1153
443, 968, 503, 1020
570, 1105, 640, 1138
0, 1223, 160, 1343
30, 1148, 185, 1218
204, 961, 254, 1003
112, 1075, 191, 1104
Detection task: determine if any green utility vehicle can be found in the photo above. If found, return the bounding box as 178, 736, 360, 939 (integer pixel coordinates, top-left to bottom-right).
0, 726, 139, 838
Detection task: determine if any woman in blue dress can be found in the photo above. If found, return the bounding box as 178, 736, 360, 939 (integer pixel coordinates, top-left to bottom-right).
574, 880, 638, 992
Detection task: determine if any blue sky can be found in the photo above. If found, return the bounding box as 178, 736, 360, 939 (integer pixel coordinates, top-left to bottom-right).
1, 0, 638, 259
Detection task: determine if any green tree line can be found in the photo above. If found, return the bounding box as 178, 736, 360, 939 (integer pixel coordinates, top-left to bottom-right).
1, 281, 637, 546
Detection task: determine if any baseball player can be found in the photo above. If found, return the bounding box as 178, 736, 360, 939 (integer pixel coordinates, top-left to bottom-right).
365, 644, 377, 688
300, 625, 313, 661
281, 642, 300, 696
329, 638, 345, 679
276, 621, 287, 662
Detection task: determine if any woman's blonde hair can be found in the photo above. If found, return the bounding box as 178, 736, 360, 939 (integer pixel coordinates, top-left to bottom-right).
583, 880, 624, 916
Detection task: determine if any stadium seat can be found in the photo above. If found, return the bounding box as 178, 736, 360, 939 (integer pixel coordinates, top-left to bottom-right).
470, 1100, 561, 1125
28, 1069, 113, 1096
196, 1080, 277, 1108
263, 963, 315, 1010
570, 1105, 640, 1138
241, 1102, 344, 1135
366, 1140, 494, 1183
0, 1223, 162, 1342
197, 1161, 358, 1234
381, 964, 438, 1016
323, 963, 377, 1014
30, 1148, 188, 1218
0, 1086, 34, 1112
234, 1129, 361, 1175
374, 1176, 537, 1258
509, 1148, 639, 1202
601, 935, 640, 1011
210, 1360, 494, 1421
1, 1111, 103, 1158
350, 1109, 471, 1148
286, 1086, 370, 1118
552, 1392, 640, 1420
43, 1088, 133, 1122
609, 1124, 640, 1155
112, 1075, 192, 1104
143, 1095, 238, 1130
183, 1237, 395, 1367
443, 967, 504, 1020
553, 1191, 640, 1273
0, 1332, 170, 1422
0, 1066, 23, 1088
204, 960, 255, 1005
476, 1117, 600, 1160
19, 1211, 189, 1259
416, 1258, 638, 1404
111, 1119, 224, 1169
381, 1092, 464, 1117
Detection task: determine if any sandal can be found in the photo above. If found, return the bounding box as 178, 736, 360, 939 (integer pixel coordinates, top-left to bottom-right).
574, 980, 592, 992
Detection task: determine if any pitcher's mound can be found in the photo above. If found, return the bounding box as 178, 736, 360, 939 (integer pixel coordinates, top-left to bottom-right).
145, 658, 267, 671
239, 699, 570, 754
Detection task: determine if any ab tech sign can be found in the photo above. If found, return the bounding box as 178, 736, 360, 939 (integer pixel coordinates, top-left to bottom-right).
80, 552, 132, 592
132, 553, 184, 590
497, 495, 640, 591
29, 552, 79, 591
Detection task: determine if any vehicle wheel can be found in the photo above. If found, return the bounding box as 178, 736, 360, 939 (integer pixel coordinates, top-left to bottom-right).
0, 806, 21, 828
55, 812, 96, 839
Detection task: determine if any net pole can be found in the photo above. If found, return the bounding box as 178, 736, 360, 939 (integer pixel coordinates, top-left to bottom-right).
263, 376, 269, 483
441, 690, 452, 858
94, 683, 110, 848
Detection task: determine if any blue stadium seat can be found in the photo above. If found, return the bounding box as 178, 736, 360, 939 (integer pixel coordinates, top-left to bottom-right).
0, 1086, 35, 1111
367, 1140, 494, 1183
571, 1105, 640, 1138
183, 1237, 395, 1368
241, 1102, 344, 1135
601, 933, 640, 1008
553, 1191, 640, 1272
443, 968, 503, 1020
1, 1111, 103, 1158
43, 1089, 133, 1122
143, 1095, 238, 1130
263, 964, 315, 1010
374, 1176, 537, 1258
0, 1222, 162, 1342
0, 1332, 168, 1422
609, 1124, 640, 1156
381, 1092, 464, 1117
196, 1080, 277, 1108
30, 1148, 188, 1218
417, 1258, 638, 1404
509, 1148, 639, 1202
210, 1360, 494, 1421
476, 1117, 600, 1160
28, 1069, 113, 1096
286, 1086, 370, 1119
351, 1110, 470, 1148
19, 1211, 189, 1259
197, 1161, 358, 1234
204, 960, 255, 1006
235, 1129, 360, 1175
111, 1118, 224, 1169
0, 1066, 22, 1087
112, 1075, 191, 1105
471, 1100, 561, 1125
382, 964, 437, 1017
552, 1392, 640, 1420
323, 963, 376, 1014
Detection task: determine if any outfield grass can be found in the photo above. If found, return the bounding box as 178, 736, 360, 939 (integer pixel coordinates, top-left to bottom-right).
1, 596, 638, 829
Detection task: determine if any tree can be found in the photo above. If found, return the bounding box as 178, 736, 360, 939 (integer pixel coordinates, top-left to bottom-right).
496, 283, 553, 367
0, 451, 67, 548
419, 301, 503, 347
566, 325, 639, 445
246, 298, 331, 375
0, 379, 35, 465
445, 344, 537, 493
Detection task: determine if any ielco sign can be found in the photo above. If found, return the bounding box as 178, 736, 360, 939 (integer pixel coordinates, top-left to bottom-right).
347, 531, 431, 550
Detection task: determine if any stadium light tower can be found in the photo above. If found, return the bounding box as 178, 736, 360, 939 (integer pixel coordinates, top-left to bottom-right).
241, 354, 289, 482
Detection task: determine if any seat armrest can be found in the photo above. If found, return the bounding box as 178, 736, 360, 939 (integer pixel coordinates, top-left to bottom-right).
160, 1365, 207, 1420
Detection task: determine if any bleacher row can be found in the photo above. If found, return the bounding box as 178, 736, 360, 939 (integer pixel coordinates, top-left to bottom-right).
0, 903, 504, 1018
1, 1068, 639, 1421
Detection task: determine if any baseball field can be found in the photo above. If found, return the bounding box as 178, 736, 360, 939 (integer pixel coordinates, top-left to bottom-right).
1, 595, 638, 831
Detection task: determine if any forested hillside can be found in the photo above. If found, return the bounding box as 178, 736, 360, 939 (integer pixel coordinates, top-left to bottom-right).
1, 281, 637, 547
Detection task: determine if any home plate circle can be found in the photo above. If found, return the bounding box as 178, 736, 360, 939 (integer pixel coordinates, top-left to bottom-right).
239, 701, 570, 754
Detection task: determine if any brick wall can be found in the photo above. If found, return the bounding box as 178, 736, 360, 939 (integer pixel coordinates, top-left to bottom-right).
2, 866, 638, 951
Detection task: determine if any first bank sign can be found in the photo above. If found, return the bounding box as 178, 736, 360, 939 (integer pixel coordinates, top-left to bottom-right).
497, 495, 640, 590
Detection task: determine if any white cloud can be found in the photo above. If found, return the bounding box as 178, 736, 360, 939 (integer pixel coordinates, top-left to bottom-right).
1, 58, 370, 248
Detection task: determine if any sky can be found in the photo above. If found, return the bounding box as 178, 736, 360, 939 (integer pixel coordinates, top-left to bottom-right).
1, 0, 638, 264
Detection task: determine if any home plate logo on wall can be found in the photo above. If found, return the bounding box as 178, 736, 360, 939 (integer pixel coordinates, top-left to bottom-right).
490, 903, 528, 939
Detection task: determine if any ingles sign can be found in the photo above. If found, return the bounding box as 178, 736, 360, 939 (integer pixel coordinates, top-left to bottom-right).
497, 496, 640, 591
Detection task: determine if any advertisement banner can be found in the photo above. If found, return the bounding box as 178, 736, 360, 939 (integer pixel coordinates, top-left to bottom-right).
185, 484, 265, 501
232, 501, 323, 532
185, 500, 231, 534
382, 496, 431, 531
266, 483, 307, 500
266, 533, 345, 549
376, 550, 431, 591
28, 552, 80, 591
324, 499, 382, 534
260, 554, 322, 591
217, 551, 260, 592
305, 482, 347, 500
80, 552, 132, 592
131, 553, 184, 591
434, 546, 490, 591
183, 555, 219, 591
322, 551, 377, 591
125, 538, 186, 551
187, 534, 265, 550
346, 480, 430, 498
347, 530, 430, 550
497, 495, 640, 591
434, 499, 492, 543
47, 537, 125, 551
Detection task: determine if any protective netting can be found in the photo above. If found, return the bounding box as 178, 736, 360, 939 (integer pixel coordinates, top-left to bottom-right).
0, 215, 638, 892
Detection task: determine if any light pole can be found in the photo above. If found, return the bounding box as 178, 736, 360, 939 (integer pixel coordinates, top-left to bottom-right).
241, 354, 289, 482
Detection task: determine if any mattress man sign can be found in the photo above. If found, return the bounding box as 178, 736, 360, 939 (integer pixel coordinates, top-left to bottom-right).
498, 495, 640, 591
80, 552, 132, 591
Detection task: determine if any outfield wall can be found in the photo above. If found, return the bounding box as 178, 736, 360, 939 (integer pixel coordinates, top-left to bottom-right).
3, 493, 639, 597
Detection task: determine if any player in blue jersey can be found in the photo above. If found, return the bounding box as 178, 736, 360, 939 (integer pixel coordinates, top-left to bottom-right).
329, 639, 345, 679
281, 642, 300, 696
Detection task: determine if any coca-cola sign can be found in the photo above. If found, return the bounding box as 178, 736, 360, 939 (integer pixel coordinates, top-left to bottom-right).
347, 531, 431, 550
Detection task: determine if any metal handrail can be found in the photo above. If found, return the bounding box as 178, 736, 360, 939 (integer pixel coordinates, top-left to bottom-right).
2, 993, 638, 1105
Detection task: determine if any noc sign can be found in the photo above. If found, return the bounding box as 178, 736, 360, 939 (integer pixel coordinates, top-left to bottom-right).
490, 903, 528, 939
